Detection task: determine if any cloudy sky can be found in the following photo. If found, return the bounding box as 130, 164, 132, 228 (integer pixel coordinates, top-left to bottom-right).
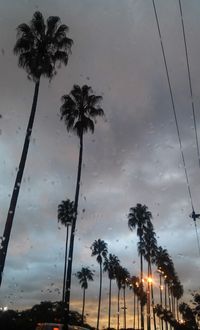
0, 0, 200, 328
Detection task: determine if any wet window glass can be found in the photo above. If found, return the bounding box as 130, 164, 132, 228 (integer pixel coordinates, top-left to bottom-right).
0, 1, 200, 330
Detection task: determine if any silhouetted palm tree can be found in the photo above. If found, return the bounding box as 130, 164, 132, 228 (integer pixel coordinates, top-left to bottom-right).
128, 203, 152, 330
139, 219, 157, 330
115, 264, 124, 330
172, 279, 183, 321
103, 254, 120, 329
90, 239, 108, 330
121, 267, 130, 330
58, 199, 75, 302
60, 85, 104, 315
75, 266, 94, 324
0, 11, 73, 286
130, 276, 141, 330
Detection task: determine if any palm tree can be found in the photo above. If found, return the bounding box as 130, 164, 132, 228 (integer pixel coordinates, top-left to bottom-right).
90, 239, 108, 330
115, 264, 124, 330
58, 199, 75, 302
121, 267, 130, 330
75, 266, 94, 324
139, 220, 158, 330
103, 253, 120, 329
128, 203, 152, 330
0, 11, 73, 286
155, 246, 175, 330
60, 85, 104, 315
129, 276, 140, 330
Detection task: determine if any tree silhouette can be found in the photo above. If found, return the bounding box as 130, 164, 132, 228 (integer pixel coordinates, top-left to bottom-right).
128, 203, 152, 330
75, 267, 94, 324
90, 239, 108, 330
58, 199, 75, 302
60, 85, 104, 317
0, 11, 72, 286
103, 253, 120, 329
139, 219, 157, 330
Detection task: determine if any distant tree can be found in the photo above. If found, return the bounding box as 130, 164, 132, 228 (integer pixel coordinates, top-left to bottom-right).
128, 203, 152, 330
155, 302, 198, 330
58, 199, 75, 302
139, 219, 157, 330
75, 267, 94, 324
0, 11, 73, 286
129, 275, 140, 330
60, 85, 104, 317
121, 267, 130, 330
103, 253, 120, 329
91, 239, 108, 330
115, 265, 130, 330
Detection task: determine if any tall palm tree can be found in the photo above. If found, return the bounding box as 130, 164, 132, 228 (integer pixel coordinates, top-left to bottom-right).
155, 246, 175, 330
121, 267, 130, 330
115, 264, 124, 330
129, 275, 140, 330
128, 203, 152, 330
75, 266, 94, 324
0, 11, 73, 286
90, 239, 108, 330
103, 254, 120, 329
58, 199, 75, 302
139, 220, 158, 330
60, 85, 104, 315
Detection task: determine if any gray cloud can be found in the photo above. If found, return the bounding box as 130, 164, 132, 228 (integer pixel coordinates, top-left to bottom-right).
0, 0, 200, 328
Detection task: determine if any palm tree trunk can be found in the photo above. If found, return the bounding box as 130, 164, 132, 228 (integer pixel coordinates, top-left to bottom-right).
123, 286, 126, 330
0, 79, 40, 287
176, 299, 179, 322
149, 263, 156, 330
133, 291, 136, 330
108, 278, 112, 329
159, 274, 164, 330
140, 237, 144, 330
137, 295, 140, 330
65, 132, 83, 314
97, 262, 102, 330
62, 224, 70, 302
147, 263, 151, 330
164, 281, 168, 330
117, 288, 120, 330
82, 287, 86, 324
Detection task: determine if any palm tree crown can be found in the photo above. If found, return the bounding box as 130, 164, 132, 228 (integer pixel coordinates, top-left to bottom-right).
58, 199, 75, 227
14, 11, 73, 80
76, 267, 94, 290
128, 203, 152, 237
103, 253, 120, 280
60, 84, 104, 137
91, 239, 108, 264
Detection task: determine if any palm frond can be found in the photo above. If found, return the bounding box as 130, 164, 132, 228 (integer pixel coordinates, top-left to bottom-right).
31, 12, 45, 38
47, 15, 60, 36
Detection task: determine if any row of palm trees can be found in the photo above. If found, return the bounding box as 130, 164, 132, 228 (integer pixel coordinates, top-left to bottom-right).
60, 203, 183, 330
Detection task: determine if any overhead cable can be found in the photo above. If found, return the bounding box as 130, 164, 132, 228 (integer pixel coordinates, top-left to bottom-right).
151, 0, 200, 257
178, 0, 200, 168
151, 0, 194, 212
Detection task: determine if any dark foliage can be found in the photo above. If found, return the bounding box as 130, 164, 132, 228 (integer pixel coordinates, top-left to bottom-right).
0, 301, 94, 330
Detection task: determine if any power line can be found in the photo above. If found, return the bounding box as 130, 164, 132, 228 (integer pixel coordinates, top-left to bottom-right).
151, 0, 200, 257
151, 0, 194, 212
178, 0, 200, 168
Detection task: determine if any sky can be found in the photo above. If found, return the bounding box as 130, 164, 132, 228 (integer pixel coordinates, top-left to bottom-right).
0, 0, 200, 328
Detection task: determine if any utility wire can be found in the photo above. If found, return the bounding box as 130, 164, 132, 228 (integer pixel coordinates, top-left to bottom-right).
178, 0, 200, 168
178, 0, 200, 256
151, 0, 194, 212
151, 0, 200, 257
